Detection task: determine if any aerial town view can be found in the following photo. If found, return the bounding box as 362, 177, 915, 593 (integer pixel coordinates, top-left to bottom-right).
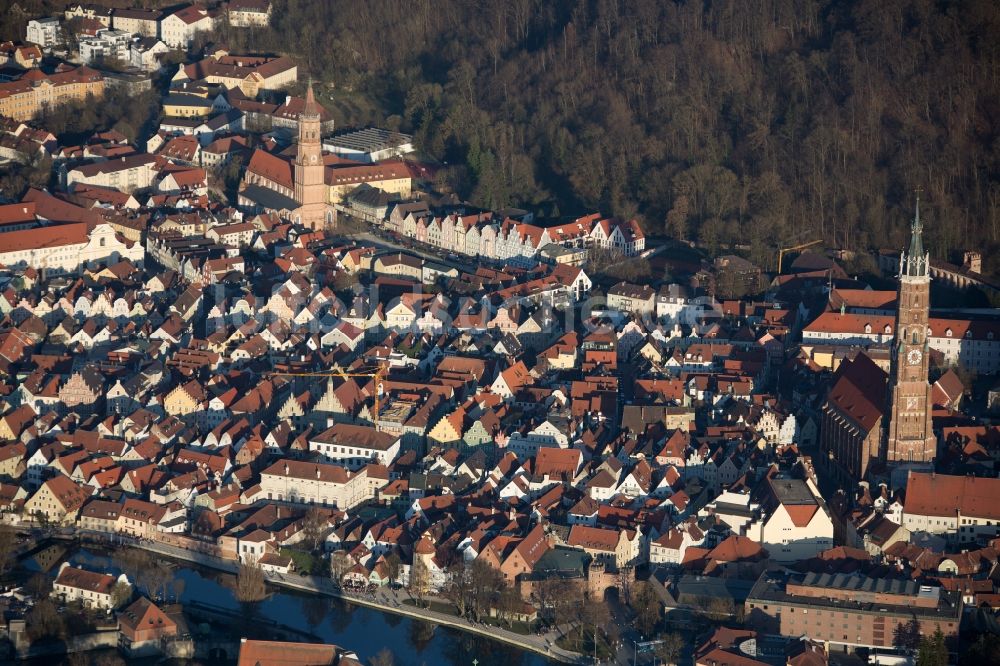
0, 1, 997, 665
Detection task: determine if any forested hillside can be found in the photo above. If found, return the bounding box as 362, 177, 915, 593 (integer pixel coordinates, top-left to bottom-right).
3, 0, 998, 271
214, 0, 999, 271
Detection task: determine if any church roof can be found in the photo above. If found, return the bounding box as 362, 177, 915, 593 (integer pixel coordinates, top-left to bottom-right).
246, 149, 292, 190
302, 79, 320, 119
825, 352, 887, 432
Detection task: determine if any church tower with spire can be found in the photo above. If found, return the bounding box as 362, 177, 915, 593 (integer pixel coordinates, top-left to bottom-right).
885, 195, 936, 478
293, 80, 334, 229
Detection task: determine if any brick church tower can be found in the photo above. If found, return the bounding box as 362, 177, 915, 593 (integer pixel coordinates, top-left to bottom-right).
293, 80, 334, 229
885, 196, 936, 480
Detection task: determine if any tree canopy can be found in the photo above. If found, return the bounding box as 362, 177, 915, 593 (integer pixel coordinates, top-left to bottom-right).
212, 0, 999, 272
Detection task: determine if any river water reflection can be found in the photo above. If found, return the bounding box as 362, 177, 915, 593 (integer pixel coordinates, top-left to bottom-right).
66, 548, 553, 666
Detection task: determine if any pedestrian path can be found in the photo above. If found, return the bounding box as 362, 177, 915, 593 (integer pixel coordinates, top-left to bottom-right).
84, 532, 588, 664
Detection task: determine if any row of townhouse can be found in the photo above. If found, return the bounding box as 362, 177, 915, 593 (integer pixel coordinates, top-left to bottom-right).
385, 210, 645, 262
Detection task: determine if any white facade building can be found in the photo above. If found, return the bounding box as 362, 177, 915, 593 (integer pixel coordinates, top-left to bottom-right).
259, 459, 384, 510
902, 472, 1000, 541
308, 423, 402, 470
752, 477, 834, 563
54, 563, 128, 610
26, 18, 62, 49
802, 310, 1000, 375
159, 6, 215, 49
0, 221, 144, 274
79, 29, 132, 66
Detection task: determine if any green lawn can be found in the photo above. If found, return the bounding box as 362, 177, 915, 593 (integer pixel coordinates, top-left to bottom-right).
279, 548, 323, 575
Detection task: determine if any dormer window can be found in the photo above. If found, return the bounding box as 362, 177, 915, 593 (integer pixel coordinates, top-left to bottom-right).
966, 330, 972, 339
864, 323, 872, 334
946, 328, 953, 337
884, 325, 892, 334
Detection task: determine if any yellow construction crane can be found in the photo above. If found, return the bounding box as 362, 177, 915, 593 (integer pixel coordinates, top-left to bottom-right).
777, 239, 823, 274
268, 365, 388, 429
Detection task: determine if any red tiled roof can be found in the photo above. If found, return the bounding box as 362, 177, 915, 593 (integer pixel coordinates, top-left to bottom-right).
324, 160, 409, 187
246, 149, 292, 189
55, 565, 115, 594
0, 66, 102, 101
828, 288, 896, 311
904, 471, 1000, 520
534, 447, 581, 478
567, 524, 621, 552
825, 353, 886, 432
706, 535, 765, 562
0, 201, 34, 225
118, 596, 176, 635
237, 640, 337, 666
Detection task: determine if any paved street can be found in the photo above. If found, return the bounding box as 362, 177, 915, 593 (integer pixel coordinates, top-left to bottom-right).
85, 532, 590, 664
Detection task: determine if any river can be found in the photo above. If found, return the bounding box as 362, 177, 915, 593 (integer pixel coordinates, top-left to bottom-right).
57, 547, 555, 666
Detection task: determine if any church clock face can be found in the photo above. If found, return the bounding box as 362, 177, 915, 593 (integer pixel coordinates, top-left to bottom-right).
906, 397, 918, 410
310, 154, 317, 164
907, 349, 922, 365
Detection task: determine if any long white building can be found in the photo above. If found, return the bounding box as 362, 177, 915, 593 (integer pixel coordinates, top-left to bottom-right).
0, 221, 143, 274
902, 471, 1000, 541
803, 310, 1000, 374
259, 459, 386, 510
308, 423, 401, 470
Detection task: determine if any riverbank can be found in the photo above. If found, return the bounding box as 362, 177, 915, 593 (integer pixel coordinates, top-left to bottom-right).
76, 531, 586, 664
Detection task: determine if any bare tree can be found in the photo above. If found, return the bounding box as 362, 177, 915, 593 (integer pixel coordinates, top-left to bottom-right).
113, 550, 151, 590
550, 581, 584, 631
26, 572, 52, 600
236, 561, 267, 604
533, 577, 564, 622
408, 556, 431, 603
330, 551, 354, 585
26, 600, 65, 641
581, 599, 611, 659
468, 559, 502, 622
143, 562, 174, 602
442, 559, 472, 617
631, 580, 661, 636
385, 551, 402, 587
301, 507, 329, 553
655, 632, 684, 665
495, 585, 522, 628
698, 595, 736, 622
111, 581, 133, 609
